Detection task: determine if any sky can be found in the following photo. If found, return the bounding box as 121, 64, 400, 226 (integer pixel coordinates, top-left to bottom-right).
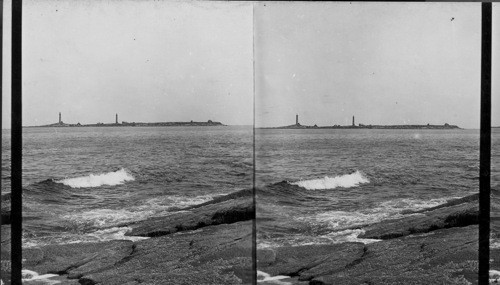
255, 2, 500, 129
2, 0, 254, 127
1, 2, 499, 129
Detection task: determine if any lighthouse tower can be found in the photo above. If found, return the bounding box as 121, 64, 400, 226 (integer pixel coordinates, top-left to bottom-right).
296, 114, 299, 125
59, 112, 62, 124
116, 113, 118, 124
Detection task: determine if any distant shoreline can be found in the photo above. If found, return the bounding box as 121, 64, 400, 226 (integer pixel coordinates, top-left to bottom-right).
259, 123, 461, 130
25, 120, 226, 128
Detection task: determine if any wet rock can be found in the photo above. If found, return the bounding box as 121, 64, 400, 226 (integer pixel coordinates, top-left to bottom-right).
1, 193, 11, 225
126, 196, 254, 237
403, 193, 479, 214
259, 225, 489, 285
23, 240, 134, 279
310, 226, 483, 285
183, 188, 253, 210
1, 225, 11, 284
23, 221, 252, 285
21, 222, 253, 284
1, 225, 10, 254
21, 187, 254, 285
359, 199, 477, 239
1, 193, 11, 202
258, 243, 365, 281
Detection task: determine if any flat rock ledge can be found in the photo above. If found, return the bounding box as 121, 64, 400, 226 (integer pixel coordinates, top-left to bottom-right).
258, 194, 498, 285
359, 193, 478, 239
259, 225, 497, 285
125, 190, 254, 237
11, 189, 254, 285
22, 221, 252, 285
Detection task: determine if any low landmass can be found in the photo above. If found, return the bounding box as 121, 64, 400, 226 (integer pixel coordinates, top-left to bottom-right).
262, 123, 460, 130
27, 120, 225, 128
262, 115, 461, 130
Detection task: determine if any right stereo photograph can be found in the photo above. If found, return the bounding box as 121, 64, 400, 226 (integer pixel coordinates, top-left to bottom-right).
254, 2, 499, 284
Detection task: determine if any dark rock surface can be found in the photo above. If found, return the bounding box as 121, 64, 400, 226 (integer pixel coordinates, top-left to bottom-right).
82, 221, 252, 285
258, 243, 365, 281
260, 226, 492, 285
1, 225, 10, 254
126, 194, 253, 237
23, 221, 252, 285
403, 193, 479, 214
18, 189, 254, 284
312, 226, 486, 285
1, 193, 11, 225
14, 190, 490, 285
257, 193, 494, 285
183, 188, 252, 210
359, 195, 478, 240
24, 240, 134, 279
1, 225, 11, 285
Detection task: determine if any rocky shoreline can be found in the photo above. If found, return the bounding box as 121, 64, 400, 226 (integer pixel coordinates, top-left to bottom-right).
1, 189, 254, 285
1, 191, 498, 284
257, 193, 499, 285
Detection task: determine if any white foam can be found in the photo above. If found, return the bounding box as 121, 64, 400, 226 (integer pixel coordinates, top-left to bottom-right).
309, 210, 388, 230
490, 269, 500, 283
22, 269, 59, 284
323, 229, 381, 244
257, 271, 292, 284
491, 240, 500, 249
142, 194, 219, 210
257, 229, 380, 250
23, 226, 149, 248
56, 168, 134, 188
291, 170, 369, 190
85, 227, 150, 242
62, 208, 156, 228
374, 197, 457, 213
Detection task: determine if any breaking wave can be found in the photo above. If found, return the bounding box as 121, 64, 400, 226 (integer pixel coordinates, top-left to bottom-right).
291, 170, 369, 190
257, 271, 291, 284
21, 270, 59, 285
56, 168, 134, 188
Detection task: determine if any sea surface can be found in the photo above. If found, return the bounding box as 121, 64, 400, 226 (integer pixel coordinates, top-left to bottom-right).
1, 127, 499, 257
1, 126, 253, 247
255, 128, 500, 249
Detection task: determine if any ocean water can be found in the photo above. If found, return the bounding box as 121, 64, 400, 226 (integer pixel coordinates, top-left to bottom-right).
255, 128, 500, 248
1, 127, 499, 254
1, 126, 253, 247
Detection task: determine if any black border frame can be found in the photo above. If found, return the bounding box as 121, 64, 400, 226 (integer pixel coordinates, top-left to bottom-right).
4, 2, 494, 285
11, 0, 22, 284
479, 2, 492, 284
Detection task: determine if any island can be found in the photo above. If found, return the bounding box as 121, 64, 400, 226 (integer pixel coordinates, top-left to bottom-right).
261, 115, 460, 130
26, 113, 225, 128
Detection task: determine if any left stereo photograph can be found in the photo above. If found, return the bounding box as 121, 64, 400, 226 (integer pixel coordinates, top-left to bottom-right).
1, 1, 255, 284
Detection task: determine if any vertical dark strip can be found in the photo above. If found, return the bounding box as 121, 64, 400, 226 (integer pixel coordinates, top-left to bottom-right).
0, 2, 3, 275
479, 2, 492, 285
11, 0, 22, 284
252, 4, 257, 285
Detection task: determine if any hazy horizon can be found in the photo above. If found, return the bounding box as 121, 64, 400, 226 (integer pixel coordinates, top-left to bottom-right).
255, 2, 499, 130
2, 0, 254, 128
2, 2, 499, 129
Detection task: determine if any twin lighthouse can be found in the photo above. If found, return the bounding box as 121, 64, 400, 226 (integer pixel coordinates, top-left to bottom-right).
58, 113, 120, 124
